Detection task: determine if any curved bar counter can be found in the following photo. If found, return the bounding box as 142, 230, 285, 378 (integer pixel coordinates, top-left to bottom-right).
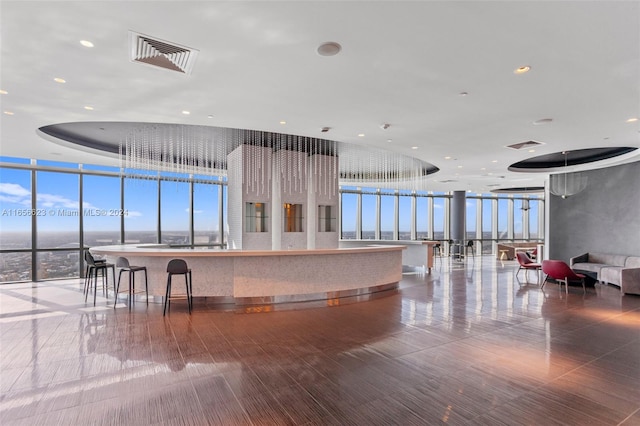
90, 245, 404, 305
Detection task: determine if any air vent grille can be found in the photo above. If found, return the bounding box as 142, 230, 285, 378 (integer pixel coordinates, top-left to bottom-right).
507, 140, 544, 150
129, 31, 198, 74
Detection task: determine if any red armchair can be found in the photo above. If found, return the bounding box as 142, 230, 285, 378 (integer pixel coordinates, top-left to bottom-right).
516, 251, 542, 283
541, 260, 586, 294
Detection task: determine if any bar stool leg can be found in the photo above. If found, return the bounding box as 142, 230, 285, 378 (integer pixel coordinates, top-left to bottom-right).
129, 270, 134, 310
115, 269, 124, 309
164, 274, 171, 316
144, 269, 149, 306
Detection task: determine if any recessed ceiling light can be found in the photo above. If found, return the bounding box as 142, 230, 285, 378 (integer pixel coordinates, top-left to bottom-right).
80, 40, 94, 48
457, 165, 463, 168
387, 139, 392, 143
411, 146, 418, 150
182, 110, 190, 115
491, 160, 498, 163
279, 121, 286, 125
514, 65, 531, 74
528, 149, 535, 153
3, 111, 14, 115
207, 115, 214, 119
444, 156, 452, 160
480, 167, 486, 171
358, 133, 365, 137
626, 117, 638, 123
317, 42, 342, 57
0, 89, 7, 95
84, 106, 94, 111
54, 77, 66, 83
459, 91, 468, 96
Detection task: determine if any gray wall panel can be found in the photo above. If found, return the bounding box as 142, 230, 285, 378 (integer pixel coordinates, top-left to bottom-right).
549, 160, 640, 262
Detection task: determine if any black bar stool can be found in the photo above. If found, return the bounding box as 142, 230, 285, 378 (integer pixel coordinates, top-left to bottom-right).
465, 240, 475, 257
84, 251, 115, 306
115, 257, 148, 310
164, 259, 192, 316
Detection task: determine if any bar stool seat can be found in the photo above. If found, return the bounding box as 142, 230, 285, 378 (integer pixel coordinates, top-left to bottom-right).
164, 259, 193, 316
84, 251, 115, 306
115, 257, 148, 310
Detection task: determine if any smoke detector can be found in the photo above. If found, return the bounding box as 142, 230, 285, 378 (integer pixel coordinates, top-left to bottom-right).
129, 31, 199, 74
380, 123, 391, 130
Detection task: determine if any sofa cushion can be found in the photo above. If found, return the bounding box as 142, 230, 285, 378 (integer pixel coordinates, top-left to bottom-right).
588, 253, 628, 267
600, 266, 624, 286
572, 262, 608, 275
625, 256, 640, 268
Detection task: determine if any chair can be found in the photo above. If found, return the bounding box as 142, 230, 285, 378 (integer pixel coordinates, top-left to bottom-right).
465, 240, 475, 257
164, 259, 193, 316
541, 260, 586, 294
526, 247, 538, 260
516, 251, 541, 283
433, 242, 442, 257
115, 257, 148, 310
84, 251, 115, 306
448, 239, 456, 256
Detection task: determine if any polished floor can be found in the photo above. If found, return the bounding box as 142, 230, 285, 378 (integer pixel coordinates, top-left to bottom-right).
1, 256, 639, 425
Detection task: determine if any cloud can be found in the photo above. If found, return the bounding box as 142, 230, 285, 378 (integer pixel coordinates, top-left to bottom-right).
37, 193, 79, 209
0, 183, 30, 197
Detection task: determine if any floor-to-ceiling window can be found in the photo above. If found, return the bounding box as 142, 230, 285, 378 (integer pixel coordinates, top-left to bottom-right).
398, 191, 412, 240
340, 190, 357, 239
83, 175, 121, 247
379, 191, 395, 240
124, 177, 158, 244
1, 157, 545, 283
193, 182, 221, 246
160, 180, 190, 245
433, 196, 446, 241
415, 194, 429, 240
36, 171, 80, 280
0, 158, 227, 283
0, 167, 32, 281
361, 190, 376, 239
466, 197, 477, 241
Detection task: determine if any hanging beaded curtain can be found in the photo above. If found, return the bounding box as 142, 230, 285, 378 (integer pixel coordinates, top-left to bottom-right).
119, 124, 436, 191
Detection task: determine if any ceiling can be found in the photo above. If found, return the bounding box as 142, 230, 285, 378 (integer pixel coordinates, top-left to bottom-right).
1, 1, 639, 193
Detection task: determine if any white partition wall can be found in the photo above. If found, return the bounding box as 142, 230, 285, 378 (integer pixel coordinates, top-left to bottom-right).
278, 150, 309, 250
227, 145, 338, 250
227, 145, 273, 250
310, 154, 339, 249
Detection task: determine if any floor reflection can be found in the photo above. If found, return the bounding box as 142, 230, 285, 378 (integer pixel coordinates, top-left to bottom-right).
1, 257, 638, 425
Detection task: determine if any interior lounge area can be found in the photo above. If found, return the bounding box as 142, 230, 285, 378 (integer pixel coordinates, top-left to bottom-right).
1, 1, 639, 425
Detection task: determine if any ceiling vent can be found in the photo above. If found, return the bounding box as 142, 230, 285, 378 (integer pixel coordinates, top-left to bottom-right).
129, 31, 199, 74
506, 140, 544, 150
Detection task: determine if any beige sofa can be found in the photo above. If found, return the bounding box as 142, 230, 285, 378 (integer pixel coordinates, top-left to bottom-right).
570, 252, 640, 295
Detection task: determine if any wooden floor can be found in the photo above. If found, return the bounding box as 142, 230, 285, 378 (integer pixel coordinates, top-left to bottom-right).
1, 257, 639, 425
